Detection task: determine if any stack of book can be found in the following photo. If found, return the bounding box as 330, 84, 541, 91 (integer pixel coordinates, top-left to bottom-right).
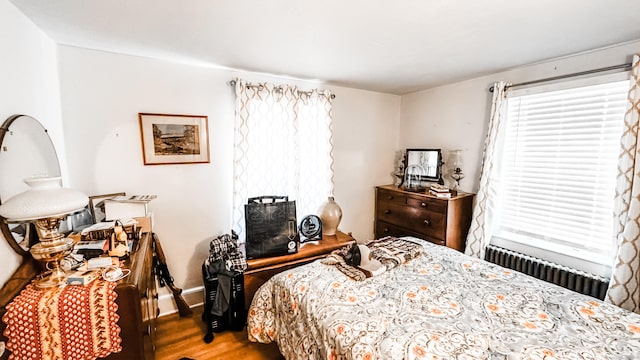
429, 184, 451, 198
104, 195, 156, 220
80, 218, 138, 240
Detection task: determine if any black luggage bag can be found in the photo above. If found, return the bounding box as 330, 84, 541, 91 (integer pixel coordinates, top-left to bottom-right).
201, 262, 246, 343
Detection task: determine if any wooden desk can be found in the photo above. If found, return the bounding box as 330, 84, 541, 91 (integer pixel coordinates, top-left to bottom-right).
244, 231, 354, 309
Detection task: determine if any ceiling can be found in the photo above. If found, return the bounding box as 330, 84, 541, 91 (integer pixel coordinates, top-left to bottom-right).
10, 0, 640, 94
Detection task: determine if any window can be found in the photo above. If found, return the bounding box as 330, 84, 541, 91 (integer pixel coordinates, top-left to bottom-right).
231, 81, 334, 244
491, 74, 629, 277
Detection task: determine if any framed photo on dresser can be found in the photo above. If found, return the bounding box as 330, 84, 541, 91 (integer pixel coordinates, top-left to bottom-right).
88, 192, 126, 223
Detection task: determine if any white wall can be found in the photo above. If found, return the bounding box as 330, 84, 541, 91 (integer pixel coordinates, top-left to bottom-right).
15, 4, 635, 312
0, 0, 66, 287
331, 86, 401, 241
57, 46, 401, 312
401, 40, 640, 194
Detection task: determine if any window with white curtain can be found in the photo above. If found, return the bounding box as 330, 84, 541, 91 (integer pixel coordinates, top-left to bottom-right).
231, 80, 334, 244
491, 74, 629, 276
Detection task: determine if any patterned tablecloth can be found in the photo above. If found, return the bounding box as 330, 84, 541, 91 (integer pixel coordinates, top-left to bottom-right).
2, 279, 121, 360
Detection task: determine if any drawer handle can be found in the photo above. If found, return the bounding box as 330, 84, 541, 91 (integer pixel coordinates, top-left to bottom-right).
387, 195, 394, 200
423, 219, 431, 226
142, 288, 149, 299
384, 209, 391, 214
145, 325, 151, 335
383, 228, 390, 233
421, 202, 427, 207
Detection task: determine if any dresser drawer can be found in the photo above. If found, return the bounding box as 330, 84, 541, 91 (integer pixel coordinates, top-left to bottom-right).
110, 232, 156, 360
377, 188, 406, 206
406, 195, 446, 212
375, 220, 445, 246
376, 202, 445, 240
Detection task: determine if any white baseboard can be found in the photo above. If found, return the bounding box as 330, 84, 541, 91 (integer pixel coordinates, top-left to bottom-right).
157, 285, 204, 317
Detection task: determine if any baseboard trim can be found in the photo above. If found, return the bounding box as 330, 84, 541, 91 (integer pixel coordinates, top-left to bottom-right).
158, 285, 204, 317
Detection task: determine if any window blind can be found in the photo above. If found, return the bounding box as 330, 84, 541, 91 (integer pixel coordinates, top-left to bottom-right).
493, 78, 629, 268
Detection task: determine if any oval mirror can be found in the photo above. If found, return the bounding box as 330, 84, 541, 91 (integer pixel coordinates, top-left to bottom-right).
0, 114, 61, 256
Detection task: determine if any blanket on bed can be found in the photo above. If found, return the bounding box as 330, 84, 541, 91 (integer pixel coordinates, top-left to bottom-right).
248, 237, 640, 360
321, 236, 424, 280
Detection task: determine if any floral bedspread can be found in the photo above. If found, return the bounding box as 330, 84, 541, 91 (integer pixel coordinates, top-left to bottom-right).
247, 237, 640, 359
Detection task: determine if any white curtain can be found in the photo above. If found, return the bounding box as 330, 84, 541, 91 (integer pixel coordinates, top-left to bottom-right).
232, 79, 335, 243
607, 55, 640, 313
465, 81, 509, 259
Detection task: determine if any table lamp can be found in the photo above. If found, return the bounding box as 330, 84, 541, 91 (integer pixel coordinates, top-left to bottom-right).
449, 150, 464, 190
0, 176, 88, 287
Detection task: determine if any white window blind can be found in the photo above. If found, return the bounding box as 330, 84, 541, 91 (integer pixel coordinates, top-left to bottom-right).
493, 77, 629, 272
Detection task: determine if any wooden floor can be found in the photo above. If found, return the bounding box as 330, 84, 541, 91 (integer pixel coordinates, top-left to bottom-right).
155, 305, 284, 360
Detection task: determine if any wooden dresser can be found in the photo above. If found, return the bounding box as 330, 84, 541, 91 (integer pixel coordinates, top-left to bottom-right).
244, 231, 354, 309
0, 232, 158, 360
111, 231, 158, 360
375, 185, 474, 252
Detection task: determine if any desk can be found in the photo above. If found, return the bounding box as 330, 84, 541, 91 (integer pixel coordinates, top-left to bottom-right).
244, 231, 354, 309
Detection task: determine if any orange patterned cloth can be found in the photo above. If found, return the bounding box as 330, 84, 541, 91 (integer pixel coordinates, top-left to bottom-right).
2, 279, 121, 360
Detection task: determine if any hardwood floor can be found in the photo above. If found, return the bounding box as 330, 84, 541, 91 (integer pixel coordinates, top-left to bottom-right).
155, 305, 284, 360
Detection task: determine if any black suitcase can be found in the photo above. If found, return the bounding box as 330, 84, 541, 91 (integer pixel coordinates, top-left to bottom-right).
201, 262, 246, 343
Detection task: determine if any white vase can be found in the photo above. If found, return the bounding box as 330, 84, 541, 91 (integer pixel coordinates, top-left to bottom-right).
318, 196, 342, 236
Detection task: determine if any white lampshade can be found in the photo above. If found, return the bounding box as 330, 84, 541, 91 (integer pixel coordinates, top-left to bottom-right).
0, 177, 88, 221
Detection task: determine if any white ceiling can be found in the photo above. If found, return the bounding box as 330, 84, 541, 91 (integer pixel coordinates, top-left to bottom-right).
10, 0, 640, 94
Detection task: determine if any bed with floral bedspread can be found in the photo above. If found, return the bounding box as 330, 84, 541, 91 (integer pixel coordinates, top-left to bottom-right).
247, 237, 640, 359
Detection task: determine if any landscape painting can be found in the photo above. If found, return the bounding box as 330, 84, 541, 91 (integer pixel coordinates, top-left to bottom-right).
139, 113, 210, 165
152, 123, 200, 155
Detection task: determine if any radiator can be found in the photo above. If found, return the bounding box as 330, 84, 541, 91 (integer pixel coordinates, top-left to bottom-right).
484, 245, 610, 300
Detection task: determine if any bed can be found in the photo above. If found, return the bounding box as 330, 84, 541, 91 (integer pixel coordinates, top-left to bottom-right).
247, 236, 640, 359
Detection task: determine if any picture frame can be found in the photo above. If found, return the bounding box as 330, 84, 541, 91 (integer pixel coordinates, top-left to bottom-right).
138, 113, 210, 165
88, 192, 126, 223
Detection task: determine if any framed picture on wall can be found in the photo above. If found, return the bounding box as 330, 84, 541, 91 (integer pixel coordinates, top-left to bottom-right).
138, 113, 210, 165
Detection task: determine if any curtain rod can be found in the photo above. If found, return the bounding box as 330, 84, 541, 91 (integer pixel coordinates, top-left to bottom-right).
489, 62, 633, 92
228, 79, 336, 99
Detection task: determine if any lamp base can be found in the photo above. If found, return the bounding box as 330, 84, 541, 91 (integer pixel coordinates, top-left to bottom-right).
34, 269, 69, 288
30, 237, 75, 288
451, 173, 464, 191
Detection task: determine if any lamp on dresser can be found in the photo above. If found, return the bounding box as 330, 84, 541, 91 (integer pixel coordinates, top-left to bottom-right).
0, 176, 87, 288
449, 149, 464, 190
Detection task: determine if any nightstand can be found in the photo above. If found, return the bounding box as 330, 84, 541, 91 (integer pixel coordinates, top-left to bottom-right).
244, 231, 354, 309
